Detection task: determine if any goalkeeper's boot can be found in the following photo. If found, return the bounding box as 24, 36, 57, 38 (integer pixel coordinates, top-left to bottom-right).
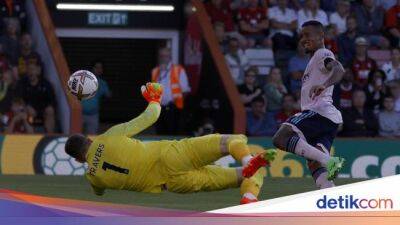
326, 157, 345, 181
240, 196, 258, 205
242, 149, 277, 178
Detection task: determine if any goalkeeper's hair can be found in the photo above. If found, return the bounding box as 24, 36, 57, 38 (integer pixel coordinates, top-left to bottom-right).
65, 134, 88, 159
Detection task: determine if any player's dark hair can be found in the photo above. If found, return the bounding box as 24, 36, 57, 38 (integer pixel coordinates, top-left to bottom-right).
65, 134, 88, 159
301, 20, 324, 31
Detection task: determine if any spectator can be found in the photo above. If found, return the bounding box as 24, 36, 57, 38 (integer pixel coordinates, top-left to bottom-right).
288, 0, 307, 10
237, 0, 270, 48
376, 0, 397, 10
193, 118, 215, 136
225, 37, 249, 84
205, 0, 234, 32
337, 16, 359, 66
329, 0, 350, 34
0, 69, 14, 114
386, 0, 400, 47
17, 33, 41, 77
232, 0, 268, 11
0, 0, 26, 31
320, 0, 338, 13
288, 44, 309, 93
352, 37, 377, 88
0, 18, 19, 66
324, 24, 339, 55
214, 22, 229, 53
0, 43, 10, 74
378, 95, 400, 137
16, 63, 55, 133
275, 94, 299, 125
297, 0, 328, 30
354, 0, 389, 48
5, 97, 33, 133
333, 68, 355, 110
389, 81, 400, 111
151, 47, 191, 135
238, 67, 264, 109
268, 0, 298, 51
264, 67, 287, 112
341, 89, 379, 137
381, 48, 400, 82
81, 60, 111, 135
365, 69, 387, 114
246, 97, 277, 136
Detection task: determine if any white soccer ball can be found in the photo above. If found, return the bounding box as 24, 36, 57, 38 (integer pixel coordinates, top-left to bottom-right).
67, 70, 98, 100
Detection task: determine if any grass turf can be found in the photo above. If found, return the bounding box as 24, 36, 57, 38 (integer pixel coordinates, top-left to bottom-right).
0, 175, 363, 211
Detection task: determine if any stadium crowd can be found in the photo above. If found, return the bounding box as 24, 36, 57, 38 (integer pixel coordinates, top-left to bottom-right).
204, 0, 400, 138
0, 0, 57, 134
1, 0, 400, 138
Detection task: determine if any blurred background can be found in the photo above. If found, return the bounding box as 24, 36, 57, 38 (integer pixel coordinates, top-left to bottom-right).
0, 0, 398, 179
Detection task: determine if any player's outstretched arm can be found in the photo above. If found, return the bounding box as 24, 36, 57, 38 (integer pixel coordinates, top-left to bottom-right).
104, 83, 163, 137
310, 58, 345, 99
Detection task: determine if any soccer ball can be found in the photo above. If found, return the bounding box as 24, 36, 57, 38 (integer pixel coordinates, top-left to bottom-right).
67, 70, 98, 100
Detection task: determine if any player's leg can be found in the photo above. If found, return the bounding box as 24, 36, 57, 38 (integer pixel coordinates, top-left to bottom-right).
307, 142, 334, 189
162, 134, 251, 175
240, 167, 266, 204
166, 165, 241, 193
215, 135, 276, 178
178, 134, 254, 169
271, 111, 332, 167
166, 165, 266, 203
272, 111, 344, 180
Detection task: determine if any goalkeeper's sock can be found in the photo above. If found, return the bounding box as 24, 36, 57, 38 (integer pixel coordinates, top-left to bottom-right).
240, 168, 266, 199
228, 136, 252, 165
242, 193, 257, 200
242, 155, 253, 166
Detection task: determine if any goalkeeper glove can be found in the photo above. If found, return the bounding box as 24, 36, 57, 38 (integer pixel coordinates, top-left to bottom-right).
141, 82, 163, 104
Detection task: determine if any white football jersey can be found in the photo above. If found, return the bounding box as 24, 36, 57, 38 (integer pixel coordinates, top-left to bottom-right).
301, 48, 343, 124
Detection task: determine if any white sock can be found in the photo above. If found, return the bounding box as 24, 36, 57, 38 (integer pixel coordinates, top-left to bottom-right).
243, 192, 257, 200
293, 138, 330, 167
316, 172, 335, 189
242, 155, 253, 166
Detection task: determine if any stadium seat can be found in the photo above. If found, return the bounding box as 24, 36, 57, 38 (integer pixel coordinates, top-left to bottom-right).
368, 50, 391, 67
245, 48, 275, 75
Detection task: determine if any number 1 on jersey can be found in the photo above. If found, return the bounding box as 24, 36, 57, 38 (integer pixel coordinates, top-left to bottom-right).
102, 162, 129, 175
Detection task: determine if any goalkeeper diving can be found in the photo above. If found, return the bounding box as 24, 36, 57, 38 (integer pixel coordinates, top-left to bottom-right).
65, 82, 276, 204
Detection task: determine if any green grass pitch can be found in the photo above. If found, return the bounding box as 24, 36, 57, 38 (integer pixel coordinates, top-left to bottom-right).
0, 175, 364, 211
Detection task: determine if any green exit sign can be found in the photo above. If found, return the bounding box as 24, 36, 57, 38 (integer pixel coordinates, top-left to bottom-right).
88, 12, 128, 26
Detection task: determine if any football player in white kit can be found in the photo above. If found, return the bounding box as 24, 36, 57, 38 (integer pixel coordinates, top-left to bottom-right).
272, 20, 345, 189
